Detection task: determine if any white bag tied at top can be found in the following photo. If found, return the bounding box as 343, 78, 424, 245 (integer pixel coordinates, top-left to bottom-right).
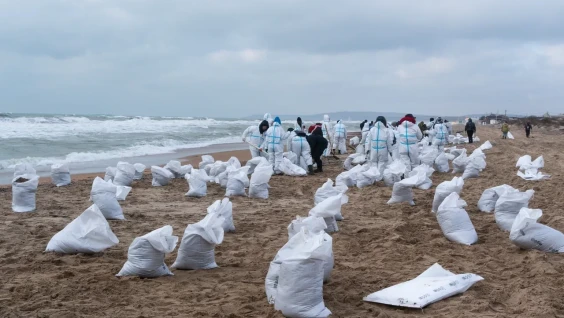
164, 160, 190, 178
46, 204, 119, 254
419, 147, 439, 167
207, 198, 235, 233
462, 156, 486, 180
215, 165, 234, 188
479, 140, 493, 151
288, 215, 328, 239
104, 166, 117, 182
284, 152, 298, 165
115, 184, 132, 201
309, 194, 343, 233
477, 184, 516, 213
357, 165, 382, 189
151, 166, 174, 186
364, 263, 483, 309
117, 225, 178, 278
343, 154, 362, 171
172, 213, 225, 270
314, 179, 348, 221
447, 147, 464, 159
279, 158, 307, 177
246, 156, 269, 175
185, 169, 209, 197
249, 164, 274, 199
432, 177, 464, 213
199, 155, 215, 173
225, 166, 250, 197
452, 149, 469, 173
350, 136, 360, 146
12, 174, 40, 213
14, 163, 36, 178
408, 165, 434, 190
436, 193, 478, 245
434, 152, 450, 173
510, 208, 564, 253
91, 177, 124, 220
113, 162, 135, 186
387, 173, 426, 205
336, 164, 363, 187
51, 163, 71, 187
495, 189, 535, 231
133, 163, 146, 180
270, 229, 333, 317
383, 160, 407, 187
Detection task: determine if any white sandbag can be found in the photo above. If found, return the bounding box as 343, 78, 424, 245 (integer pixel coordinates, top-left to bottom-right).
510, 208, 564, 253
419, 147, 439, 167
12, 174, 40, 213
445, 153, 455, 161
185, 169, 209, 197
387, 173, 426, 205
507, 132, 514, 139
151, 166, 174, 186
447, 147, 464, 159
279, 158, 307, 177
352, 154, 367, 165
115, 185, 132, 201
452, 149, 469, 173
283, 152, 298, 165
434, 152, 450, 173
495, 189, 535, 231
473, 136, 481, 142
479, 140, 493, 151
336, 164, 363, 187
408, 165, 434, 190
477, 184, 516, 213
462, 156, 486, 180
215, 165, 235, 188
226, 166, 250, 197
432, 177, 464, 213
517, 168, 551, 181
343, 153, 362, 170
172, 213, 225, 270
14, 163, 36, 178
246, 156, 269, 175
91, 177, 124, 220
271, 229, 332, 317
309, 194, 343, 233
350, 136, 360, 146
436, 193, 477, 245
165, 160, 192, 178
288, 215, 328, 238
133, 163, 146, 180
383, 160, 407, 187
227, 156, 241, 169
363, 263, 483, 309
46, 204, 119, 254
117, 225, 178, 277
104, 166, 117, 182
356, 165, 382, 188
207, 197, 235, 233
314, 179, 349, 206
355, 144, 365, 155
113, 162, 135, 186
249, 164, 274, 199
51, 163, 71, 187
516, 155, 544, 171
208, 161, 227, 177
199, 155, 215, 170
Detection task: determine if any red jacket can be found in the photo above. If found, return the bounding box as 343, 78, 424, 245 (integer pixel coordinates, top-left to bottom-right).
398, 116, 416, 125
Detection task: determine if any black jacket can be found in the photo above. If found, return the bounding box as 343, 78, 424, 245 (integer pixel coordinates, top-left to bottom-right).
465, 121, 476, 132
307, 128, 328, 158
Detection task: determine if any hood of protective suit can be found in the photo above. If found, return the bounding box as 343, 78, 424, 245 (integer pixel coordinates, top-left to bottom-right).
263, 113, 272, 121
374, 121, 386, 129
297, 117, 303, 128
273, 116, 281, 125
323, 114, 330, 122
259, 120, 269, 134
376, 116, 387, 127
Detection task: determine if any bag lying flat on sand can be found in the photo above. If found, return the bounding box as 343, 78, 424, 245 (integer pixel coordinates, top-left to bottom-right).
509, 208, 564, 253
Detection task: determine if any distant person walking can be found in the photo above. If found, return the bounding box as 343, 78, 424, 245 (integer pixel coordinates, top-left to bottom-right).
525, 122, 532, 138
465, 119, 477, 143
501, 122, 510, 139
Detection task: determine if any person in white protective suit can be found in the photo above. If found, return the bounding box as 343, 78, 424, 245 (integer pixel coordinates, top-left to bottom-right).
294, 117, 304, 132
290, 130, 314, 174
397, 114, 423, 170
260, 117, 288, 174
444, 119, 453, 135
263, 113, 274, 126
365, 116, 394, 173
321, 114, 333, 157
431, 117, 448, 152
332, 120, 348, 154
242, 120, 269, 158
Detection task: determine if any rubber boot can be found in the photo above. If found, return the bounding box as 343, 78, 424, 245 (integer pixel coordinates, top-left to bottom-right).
308, 165, 315, 175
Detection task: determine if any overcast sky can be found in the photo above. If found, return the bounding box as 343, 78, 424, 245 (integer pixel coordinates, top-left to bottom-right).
1, 1, 564, 118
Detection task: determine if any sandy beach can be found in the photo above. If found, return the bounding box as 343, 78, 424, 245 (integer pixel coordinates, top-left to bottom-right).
2, 125, 564, 317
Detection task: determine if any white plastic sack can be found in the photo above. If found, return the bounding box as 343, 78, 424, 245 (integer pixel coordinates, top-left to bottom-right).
151, 166, 174, 186
477, 185, 516, 213
452, 149, 469, 173
287, 215, 328, 238
215, 165, 235, 188
172, 213, 225, 270
12, 174, 40, 213
46, 204, 119, 254
387, 173, 426, 205
91, 177, 124, 220
283, 152, 298, 165
419, 147, 439, 167
495, 189, 535, 231
510, 208, 564, 253
309, 194, 343, 233
434, 153, 450, 173
270, 229, 333, 317
364, 263, 483, 309
117, 225, 178, 278
226, 166, 250, 197
408, 165, 434, 190
133, 163, 146, 180
246, 157, 269, 175
479, 140, 493, 151
432, 177, 464, 213
383, 160, 407, 187
448, 147, 464, 159
51, 163, 71, 187
343, 153, 362, 170
207, 198, 235, 233
279, 158, 307, 177
115, 185, 132, 201
165, 160, 191, 178
199, 155, 215, 172
350, 136, 360, 146
356, 165, 382, 188
314, 179, 349, 206
507, 132, 514, 139
185, 169, 209, 197
336, 165, 363, 187
516, 155, 544, 171
249, 164, 274, 199
517, 168, 551, 181
462, 156, 486, 180
14, 163, 36, 178
113, 162, 135, 186
352, 154, 367, 165
208, 161, 227, 177
104, 166, 117, 182
355, 144, 365, 155
436, 193, 477, 245
227, 156, 241, 169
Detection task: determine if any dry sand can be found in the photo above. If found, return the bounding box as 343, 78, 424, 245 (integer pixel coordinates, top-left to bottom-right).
1, 126, 564, 317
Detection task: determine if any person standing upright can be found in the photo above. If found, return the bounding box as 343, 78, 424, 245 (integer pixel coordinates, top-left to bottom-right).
525, 122, 532, 138
333, 120, 347, 154
465, 119, 477, 143
501, 122, 510, 139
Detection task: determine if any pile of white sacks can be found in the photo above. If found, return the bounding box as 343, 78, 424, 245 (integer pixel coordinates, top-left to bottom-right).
516, 155, 550, 181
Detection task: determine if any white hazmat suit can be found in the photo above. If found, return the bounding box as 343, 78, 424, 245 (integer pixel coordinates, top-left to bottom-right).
321, 115, 333, 157
432, 122, 448, 152
333, 120, 347, 154
398, 120, 423, 170
242, 122, 267, 158
261, 120, 286, 174
367, 122, 394, 173
290, 133, 313, 171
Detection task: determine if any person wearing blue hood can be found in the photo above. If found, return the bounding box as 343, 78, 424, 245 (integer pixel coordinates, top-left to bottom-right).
260, 116, 286, 174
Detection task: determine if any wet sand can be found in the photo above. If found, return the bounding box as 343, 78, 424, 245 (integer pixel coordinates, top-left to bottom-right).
1, 126, 564, 317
